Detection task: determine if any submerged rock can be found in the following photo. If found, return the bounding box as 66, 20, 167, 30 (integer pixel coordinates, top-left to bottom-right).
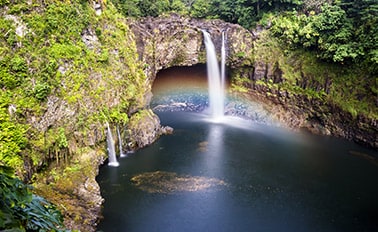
131, 171, 228, 194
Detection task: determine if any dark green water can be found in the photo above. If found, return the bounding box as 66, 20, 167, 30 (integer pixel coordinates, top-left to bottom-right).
97, 111, 378, 232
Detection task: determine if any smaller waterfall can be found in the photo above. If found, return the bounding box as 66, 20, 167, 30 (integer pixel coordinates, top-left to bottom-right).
202, 30, 225, 119
117, 125, 127, 157
107, 123, 119, 167
221, 30, 226, 94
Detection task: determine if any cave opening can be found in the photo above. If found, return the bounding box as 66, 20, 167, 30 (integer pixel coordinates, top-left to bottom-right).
151, 64, 230, 113
153, 64, 208, 95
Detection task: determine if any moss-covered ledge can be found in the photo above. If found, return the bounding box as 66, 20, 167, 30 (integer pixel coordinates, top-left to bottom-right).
32, 108, 170, 231
229, 30, 377, 148
33, 147, 105, 231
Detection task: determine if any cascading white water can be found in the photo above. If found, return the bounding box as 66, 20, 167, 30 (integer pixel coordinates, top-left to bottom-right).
107, 123, 119, 167
117, 125, 126, 157
221, 31, 226, 94
202, 30, 225, 119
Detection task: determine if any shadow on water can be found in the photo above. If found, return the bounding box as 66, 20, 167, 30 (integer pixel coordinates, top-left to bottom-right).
99, 57, 377, 231
97, 111, 378, 232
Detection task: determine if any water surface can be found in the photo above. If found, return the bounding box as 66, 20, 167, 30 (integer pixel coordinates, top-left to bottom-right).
97, 111, 378, 232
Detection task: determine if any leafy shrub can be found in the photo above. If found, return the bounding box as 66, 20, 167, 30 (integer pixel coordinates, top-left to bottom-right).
0, 0, 10, 7
10, 56, 28, 73
0, 106, 26, 171
34, 83, 51, 101
0, 69, 18, 89
57, 128, 68, 149
0, 166, 64, 231
271, 2, 377, 67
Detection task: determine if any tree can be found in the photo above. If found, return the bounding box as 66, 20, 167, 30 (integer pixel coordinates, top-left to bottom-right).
138, 0, 170, 17
170, 0, 189, 15
341, 0, 378, 68
112, 0, 142, 17
271, 3, 367, 63
190, 0, 213, 18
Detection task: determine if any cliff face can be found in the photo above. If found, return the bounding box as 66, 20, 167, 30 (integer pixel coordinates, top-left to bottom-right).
2, 6, 376, 231
129, 14, 255, 83
31, 13, 374, 231
1, 3, 168, 231
130, 15, 377, 148
234, 30, 377, 148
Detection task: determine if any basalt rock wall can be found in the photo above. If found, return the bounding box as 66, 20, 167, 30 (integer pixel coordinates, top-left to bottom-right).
130, 15, 377, 149
233, 54, 377, 148
129, 14, 255, 84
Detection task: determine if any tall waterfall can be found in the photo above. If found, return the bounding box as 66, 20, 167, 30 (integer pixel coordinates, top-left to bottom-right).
202, 30, 225, 119
117, 125, 126, 157
107, 123, 119, 167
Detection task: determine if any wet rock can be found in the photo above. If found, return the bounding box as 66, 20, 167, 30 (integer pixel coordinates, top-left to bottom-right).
126, 109, 165, 149
161, 126, 174, 134
246, 85, 378, 148
130, 14, 255, 83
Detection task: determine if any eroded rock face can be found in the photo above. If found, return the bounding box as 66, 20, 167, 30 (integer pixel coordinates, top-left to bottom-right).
247, 82, 378, 148
30, 14, 375, 232
125, 109, 172, 150
130, 14, 255, 84
130, 15, 377, 148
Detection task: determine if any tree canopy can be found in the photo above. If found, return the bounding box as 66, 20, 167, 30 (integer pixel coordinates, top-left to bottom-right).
109, 0, 377, 70
271, 1, 378, 70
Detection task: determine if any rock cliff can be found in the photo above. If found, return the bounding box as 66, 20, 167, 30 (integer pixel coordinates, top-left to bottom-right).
3, 6, 375, 231
31, 13, 375, 231
130, 15, 377, 148
129, 14, 255, 83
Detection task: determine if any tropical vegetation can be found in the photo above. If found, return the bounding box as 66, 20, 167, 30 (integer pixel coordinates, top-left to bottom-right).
0, 0, 376, 230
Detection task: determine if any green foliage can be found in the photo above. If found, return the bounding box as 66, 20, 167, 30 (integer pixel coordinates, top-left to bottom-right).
231, 73, 250, 93
6, 0, 28, 14
139, 0, 170, 17
0, 55, 28, 89
34, 83, 51, 101
171, 0, 189, 15
10, 56, 27, 73
57, 128, 68, 149
0, 0, 10, 7
0, 99, 27, 171
47, 43, 82, 60
271, 1, 378, 69
110, 0, 303, 28
112, 0, 142, 17
251, 29, 377, 118
0, 69, 18, 89
0, 167, 64, 231
97, 49, 109, 63
190, 0, 213, 18
0, 0, 147, 178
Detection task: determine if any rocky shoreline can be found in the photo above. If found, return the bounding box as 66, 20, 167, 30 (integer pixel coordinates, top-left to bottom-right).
33, 14, 376, 231
244, 86, 377, 149
151, 86, 377, 149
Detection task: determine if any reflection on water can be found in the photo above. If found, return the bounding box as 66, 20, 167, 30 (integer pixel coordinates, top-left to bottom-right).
97, 112, 378, 232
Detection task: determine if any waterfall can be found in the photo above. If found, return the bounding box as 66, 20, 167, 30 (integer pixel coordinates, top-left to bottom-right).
221, 30, 226, 105
107, 123, 119, 167
202, 30, 225, 119
117, 125, 126, 157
